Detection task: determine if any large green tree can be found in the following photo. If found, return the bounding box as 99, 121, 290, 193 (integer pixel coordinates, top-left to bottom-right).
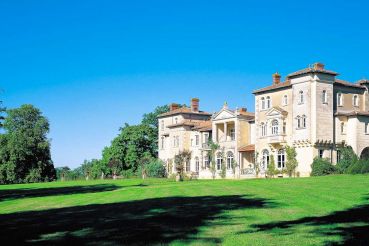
100, 123, 157, 175
0, 104, 56, 183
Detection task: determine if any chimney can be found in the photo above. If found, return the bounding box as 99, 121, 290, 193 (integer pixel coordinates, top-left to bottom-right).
191, 98, 199, 112
169, 103, 179, 111
272, 72, 281, 85
239, 107, 247, 113
314, 62, 325, 71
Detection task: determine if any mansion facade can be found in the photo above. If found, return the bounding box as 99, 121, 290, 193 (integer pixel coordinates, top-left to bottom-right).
158, 63, 369, 178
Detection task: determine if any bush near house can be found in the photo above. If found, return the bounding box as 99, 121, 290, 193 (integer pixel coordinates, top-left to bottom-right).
311, 158, 337, 176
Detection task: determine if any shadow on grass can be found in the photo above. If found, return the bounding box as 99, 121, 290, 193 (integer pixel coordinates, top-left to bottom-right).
250, 196, 369, 245
0, 184, 127, 201
0, 195, 275, 245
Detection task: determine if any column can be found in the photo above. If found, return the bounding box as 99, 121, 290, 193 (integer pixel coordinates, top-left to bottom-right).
224, 122, 228, 142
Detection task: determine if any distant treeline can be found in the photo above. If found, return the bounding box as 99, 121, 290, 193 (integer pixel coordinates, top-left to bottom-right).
56, 105, 170, 181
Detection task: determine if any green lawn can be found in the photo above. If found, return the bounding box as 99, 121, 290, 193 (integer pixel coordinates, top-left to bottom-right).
0, 175, 368, 245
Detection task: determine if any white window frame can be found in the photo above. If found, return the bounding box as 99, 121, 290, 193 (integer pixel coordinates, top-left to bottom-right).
341, 122, 345, 134
230, 128, 235, 141
262, 150, 269, 169
277, 149, 286, 169
271, 120, 279, 135
195, 135, 199, 146
266, 96, 271, 109
161, 136, 165, 150
227, 152, 234, 170
299, 91, 304, 104
353, 94, 359, 107
216, 153, 223, 170
319, 149, 324, 158
302, 115, 307, 128
195, 157, 200, 172
261, 97, 265, 110
337, 93, 343, 107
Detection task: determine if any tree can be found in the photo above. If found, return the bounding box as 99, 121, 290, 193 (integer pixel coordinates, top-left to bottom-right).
56, 166, 71, 181
209, 141, 220, 179
142, 105, 169, 129
231, 159, 238, 179
0, 100, 6, 128
267, 154, 277, 178
254, 152, 261, 178
285, 145, 298, 177
0, 104, 55, 184
174, 150, 191, 181
81, 160, 93, 180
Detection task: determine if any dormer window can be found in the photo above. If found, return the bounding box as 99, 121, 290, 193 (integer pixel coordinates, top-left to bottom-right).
282, 95, 288, 106
322, 90, 328, 104
337, 93, 343, 106
299, 91, 304, 104
353, 95, 359, 107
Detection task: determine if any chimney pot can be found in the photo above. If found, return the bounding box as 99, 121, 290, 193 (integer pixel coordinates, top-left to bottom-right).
272, 72, 281, 85
314, 62, 325, 71
191, 98, 199, 112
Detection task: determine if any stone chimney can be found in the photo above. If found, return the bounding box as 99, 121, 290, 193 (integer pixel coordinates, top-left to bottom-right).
272, 72, 281, 85
191, 98, 199, 112
314, 62, 325, 71
169, 103, 179, 111
239, 107, 247, 113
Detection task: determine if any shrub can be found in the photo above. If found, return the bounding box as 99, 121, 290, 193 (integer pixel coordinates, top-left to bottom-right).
24, 168, 43, 183
347, 159, 369, 174
145, 159, 166, 178
336, 146, 358, 174
311, 158, 337, 176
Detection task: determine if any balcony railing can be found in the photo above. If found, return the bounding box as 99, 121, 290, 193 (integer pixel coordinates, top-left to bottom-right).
241, 168, 256, 175
268, 134, 286, 144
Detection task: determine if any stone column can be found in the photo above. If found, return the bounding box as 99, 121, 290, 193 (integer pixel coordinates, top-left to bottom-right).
224, 122, 228, 142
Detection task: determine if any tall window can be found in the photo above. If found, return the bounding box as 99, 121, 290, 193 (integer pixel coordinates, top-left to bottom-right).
161, 137, 165, 149
353, 95, 359, 107
282, 95, 288, 106
195, 135, 199, 146
319, 149, 324, 158
271, 120, 279, 135
341, 122, 345, 134
204, 156, 210, 168
216, 153, 223, 170
337, 93, 343, 106
302, 115, 307, 128
283, 122, 286, 134
161, 120, 164, 131
186, 160, 190, 172
227, 152, 234, 170
299, 91, 304, 104
261, 97, 266, 110
322, 90, 328, 104
195, 157, 200, 172
262, 150, 269, 169
173, 136, 176, 147
277, 149, 286, 169
230, 128, 235, 141
266, 96, 271, 109
175, 117, 178, 124
297, 116, 301, 129
337, 150, 341, 162
261, 123, 267, 137
176, 136, 180, 147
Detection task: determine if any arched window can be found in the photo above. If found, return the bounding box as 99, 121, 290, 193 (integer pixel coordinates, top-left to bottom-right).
195, 157, 200, 172
277, 149, 286, 169
302, 115, 307, 128
337, 93, 343, 106
266, 96, 271, 109
262, 150, 269, 169
299, 91, 304, 104
216, 152, 223, 170
322, 90, 328, 104
261, 123, 267, 137
261, 97, 265, 110
227, 152, 234, 170
271, 120, 279, 135
353, 95, 359, 107
282, 95, 288, 106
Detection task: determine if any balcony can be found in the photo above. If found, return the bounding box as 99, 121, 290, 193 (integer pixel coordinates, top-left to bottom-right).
201, 143, 211, 150
268, 134, 287, 144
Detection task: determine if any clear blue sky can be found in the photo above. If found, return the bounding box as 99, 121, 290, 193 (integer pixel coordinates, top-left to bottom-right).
1, 0, 369, 168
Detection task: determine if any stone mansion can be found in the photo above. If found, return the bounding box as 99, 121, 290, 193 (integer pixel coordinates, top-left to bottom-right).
158, 63, 369, 178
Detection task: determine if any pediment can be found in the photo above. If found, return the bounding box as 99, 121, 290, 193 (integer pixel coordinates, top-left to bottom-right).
213, 109, 235, 120
266, 107, 288, 117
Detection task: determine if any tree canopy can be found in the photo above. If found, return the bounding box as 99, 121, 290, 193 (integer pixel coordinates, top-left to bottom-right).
0, 104, 56, 184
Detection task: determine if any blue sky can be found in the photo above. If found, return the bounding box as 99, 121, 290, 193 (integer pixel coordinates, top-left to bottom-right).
1, 0, 369, 168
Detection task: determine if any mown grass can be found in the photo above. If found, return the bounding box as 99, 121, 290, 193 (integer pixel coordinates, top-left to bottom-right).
0, 175, 368, 245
